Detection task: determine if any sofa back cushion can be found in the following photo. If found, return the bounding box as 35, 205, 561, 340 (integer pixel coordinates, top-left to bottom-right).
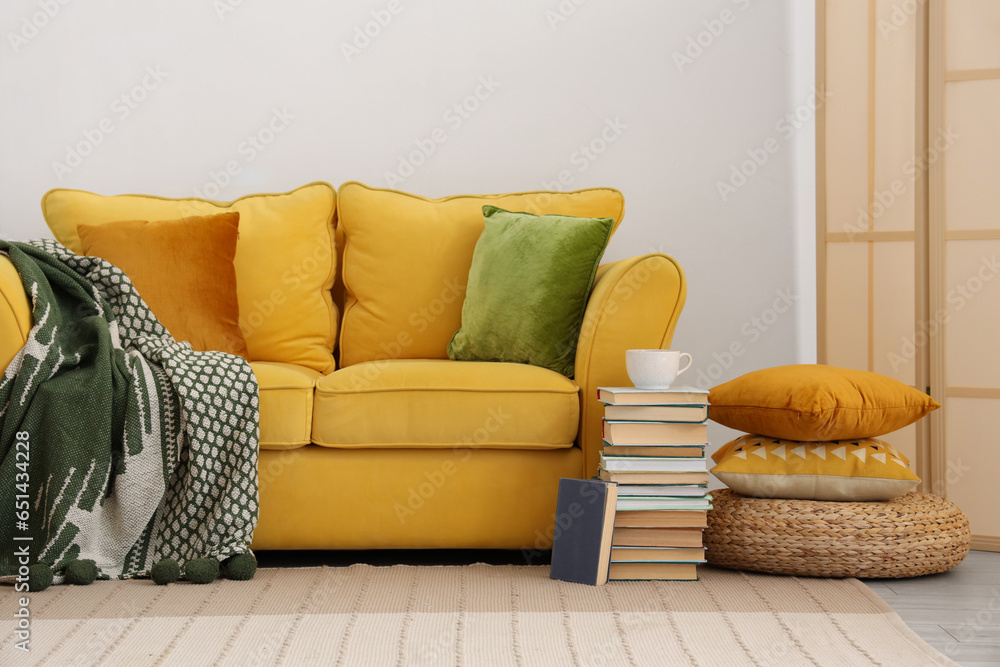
336, 182, 625, 368
42, 182, 338, 373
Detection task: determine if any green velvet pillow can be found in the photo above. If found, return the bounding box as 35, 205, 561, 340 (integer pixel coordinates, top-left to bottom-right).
447, 205, 614, 377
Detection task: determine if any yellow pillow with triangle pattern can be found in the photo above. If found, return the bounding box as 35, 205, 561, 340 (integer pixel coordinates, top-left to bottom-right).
711, 434, 920, 501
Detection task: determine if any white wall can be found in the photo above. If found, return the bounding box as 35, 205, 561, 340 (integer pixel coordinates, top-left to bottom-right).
0, 0, 815, 449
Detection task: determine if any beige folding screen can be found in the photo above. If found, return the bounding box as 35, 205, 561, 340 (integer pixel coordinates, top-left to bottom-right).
818, 0, 999, 550
927, 0, 1000, 551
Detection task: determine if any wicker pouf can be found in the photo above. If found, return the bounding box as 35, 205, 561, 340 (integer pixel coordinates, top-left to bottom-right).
705, 489, 971, 578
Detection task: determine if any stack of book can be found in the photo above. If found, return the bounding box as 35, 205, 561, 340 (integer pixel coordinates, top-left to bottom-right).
597, 386, 712, 581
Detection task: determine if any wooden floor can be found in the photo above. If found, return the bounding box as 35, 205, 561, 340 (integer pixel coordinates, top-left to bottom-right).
864, 550, 1000, 666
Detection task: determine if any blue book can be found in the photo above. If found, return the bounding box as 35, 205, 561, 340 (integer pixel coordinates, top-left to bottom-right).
549, 478, 618, 586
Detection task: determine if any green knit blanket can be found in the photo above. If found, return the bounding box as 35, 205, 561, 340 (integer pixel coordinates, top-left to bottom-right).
0, 240, 258, 580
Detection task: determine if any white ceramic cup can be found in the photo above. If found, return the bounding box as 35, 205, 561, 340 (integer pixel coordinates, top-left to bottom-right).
625, 349, 693, 390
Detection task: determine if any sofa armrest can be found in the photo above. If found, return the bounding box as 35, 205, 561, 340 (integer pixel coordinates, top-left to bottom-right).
0, 254, 32, 374
573, 253, 687, 478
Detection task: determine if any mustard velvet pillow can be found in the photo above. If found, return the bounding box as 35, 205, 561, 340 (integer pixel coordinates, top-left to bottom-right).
711, 434, 920, 501
41, 183, 337, 373
78, 212, 249, 358
335, 182, 625, 368
709, 365, 940, 440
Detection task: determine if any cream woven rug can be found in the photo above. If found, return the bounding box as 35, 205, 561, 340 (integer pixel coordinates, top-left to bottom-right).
0, 564, 953, 666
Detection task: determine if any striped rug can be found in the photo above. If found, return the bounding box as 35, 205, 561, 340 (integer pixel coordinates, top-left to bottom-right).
0, 564, 953, 666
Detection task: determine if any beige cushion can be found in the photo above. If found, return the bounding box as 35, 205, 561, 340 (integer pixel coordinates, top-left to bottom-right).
711, 434, 920, 501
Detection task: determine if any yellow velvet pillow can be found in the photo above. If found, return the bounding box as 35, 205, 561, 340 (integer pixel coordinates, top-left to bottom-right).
709, 365, 940, 440
335, 182, 626, 368
78, 213, 249, 358
42, 183, 337, 373
711, 434, 920, 501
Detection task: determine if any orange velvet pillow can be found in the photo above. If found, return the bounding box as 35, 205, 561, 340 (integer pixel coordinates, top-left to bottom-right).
77, 212, 249, 359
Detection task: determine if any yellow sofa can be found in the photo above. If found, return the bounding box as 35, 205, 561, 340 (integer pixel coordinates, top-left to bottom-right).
0, 182, 686, 551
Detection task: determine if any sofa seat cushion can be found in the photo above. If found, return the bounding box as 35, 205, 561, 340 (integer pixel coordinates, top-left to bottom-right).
312, 359, 579, 449
252, 361, 321, 450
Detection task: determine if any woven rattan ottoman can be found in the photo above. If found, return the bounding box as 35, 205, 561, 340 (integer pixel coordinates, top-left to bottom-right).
705, 489, 971, 578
